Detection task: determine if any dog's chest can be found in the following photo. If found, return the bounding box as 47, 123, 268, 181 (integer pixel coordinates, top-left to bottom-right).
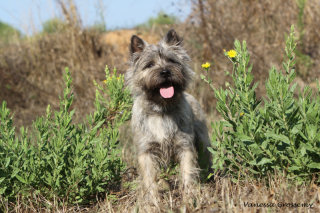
146, 114, 178, 142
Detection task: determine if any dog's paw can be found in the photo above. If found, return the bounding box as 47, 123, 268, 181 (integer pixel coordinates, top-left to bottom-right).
139, 187, 161, 208
182, 182, 199, 202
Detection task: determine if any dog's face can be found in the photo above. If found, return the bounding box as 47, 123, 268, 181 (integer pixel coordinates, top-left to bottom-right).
126, 29, 194, 106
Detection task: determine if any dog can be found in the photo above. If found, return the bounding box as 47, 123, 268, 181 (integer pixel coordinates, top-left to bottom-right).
125, 29, 211, 203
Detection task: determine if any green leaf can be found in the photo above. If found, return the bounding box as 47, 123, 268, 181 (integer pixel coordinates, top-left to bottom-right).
200, 74, 206, 80
0, 177, 5, 184
300, 146, 306, 156
5, 157, 10, 167
238, 134, 253, 143
307, 163, 320, 169
0, 186, 7, 195
306, 125, 317, 141
288, 165, 301, 171
291, 123, 302, 135
265, 132, 290, 145
16, 175, 27, 184
256, 158, 272, 166
207, 147, 215, 154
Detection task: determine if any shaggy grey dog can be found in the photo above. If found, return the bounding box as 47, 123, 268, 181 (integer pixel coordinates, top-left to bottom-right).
125, 29, 211, 203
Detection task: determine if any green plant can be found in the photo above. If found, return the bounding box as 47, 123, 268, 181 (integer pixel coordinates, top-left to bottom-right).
0, 67, 132, 208
202, 26, 320, 183
296, 0, 306, 43
0, 21, 20, 43
137, 11, 177, 29
294, 0, 313, 79
42, 18, 67, 34
91, 0, 107, 32
89, 22, 107, 32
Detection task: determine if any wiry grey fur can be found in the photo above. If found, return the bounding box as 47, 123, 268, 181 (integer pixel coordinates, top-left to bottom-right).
125, 29, 211, 204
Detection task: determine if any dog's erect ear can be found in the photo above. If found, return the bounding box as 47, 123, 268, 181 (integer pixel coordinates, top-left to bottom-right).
164, 29, 182, 46
130, 35, 145, 54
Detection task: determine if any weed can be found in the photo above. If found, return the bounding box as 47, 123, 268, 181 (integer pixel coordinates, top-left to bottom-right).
202, 26, 320, 183
0, 67, 131, 209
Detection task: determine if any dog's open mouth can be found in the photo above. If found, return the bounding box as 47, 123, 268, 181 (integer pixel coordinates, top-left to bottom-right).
160, 86, 174, 99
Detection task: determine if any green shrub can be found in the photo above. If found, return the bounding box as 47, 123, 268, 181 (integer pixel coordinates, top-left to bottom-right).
0, 67, 132, 207
0, 21, 20, 43
42, 18, 67, 34
137, 11, 177, 29
202, 26, 320, 183
89, 22, 107, 32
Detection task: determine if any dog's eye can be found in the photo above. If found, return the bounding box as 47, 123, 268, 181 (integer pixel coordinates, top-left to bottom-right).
168, 58, 179, 64
144, 62, 155, 69
168, 58, 176, 63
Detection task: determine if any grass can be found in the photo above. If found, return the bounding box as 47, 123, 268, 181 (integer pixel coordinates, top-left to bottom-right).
102, 175, 318, 212
7, 175, 317, 212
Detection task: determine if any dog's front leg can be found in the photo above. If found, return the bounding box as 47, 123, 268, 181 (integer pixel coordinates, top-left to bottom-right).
179, 147, 199, 190
138, 152, 159, 204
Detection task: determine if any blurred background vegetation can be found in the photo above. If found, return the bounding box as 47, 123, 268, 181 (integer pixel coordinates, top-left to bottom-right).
0, 0, 320, 128
0, 21, 21, 43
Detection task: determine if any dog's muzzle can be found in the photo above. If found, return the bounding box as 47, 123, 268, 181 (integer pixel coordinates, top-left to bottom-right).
160, 70, 171, 78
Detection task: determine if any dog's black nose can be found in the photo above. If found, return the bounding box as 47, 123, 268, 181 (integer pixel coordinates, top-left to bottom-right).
160, 70, 171, 78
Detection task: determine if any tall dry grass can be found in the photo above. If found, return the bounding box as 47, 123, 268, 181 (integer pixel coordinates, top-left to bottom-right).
177, 0, 320, 113
8, 175, 319, 212
103, 176, 319, 212
0, 1, 127, 127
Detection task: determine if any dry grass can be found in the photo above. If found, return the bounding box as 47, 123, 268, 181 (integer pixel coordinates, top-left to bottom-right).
0, 1, 126, 128
0, 30, 111, 127
102, 29, 160, 60
175, 0, 320, 112
103, 176, 320, 213
4, 175, 319, 212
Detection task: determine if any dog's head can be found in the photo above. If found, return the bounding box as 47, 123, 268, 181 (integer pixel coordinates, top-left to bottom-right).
125, 29, 194, 105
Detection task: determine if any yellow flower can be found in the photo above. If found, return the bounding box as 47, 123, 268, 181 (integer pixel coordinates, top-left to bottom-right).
227, 50, 237, 58
201, 62, 211, 69
104, 76, 112, 84
240, 112, 244, 117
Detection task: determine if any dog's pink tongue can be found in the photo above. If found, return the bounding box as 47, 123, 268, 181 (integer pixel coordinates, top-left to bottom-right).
160, 86, 174, 98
